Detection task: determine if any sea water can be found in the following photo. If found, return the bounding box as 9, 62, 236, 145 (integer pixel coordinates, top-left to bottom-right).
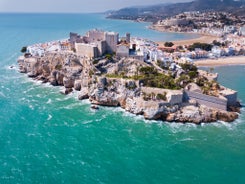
0, 13, 245, 184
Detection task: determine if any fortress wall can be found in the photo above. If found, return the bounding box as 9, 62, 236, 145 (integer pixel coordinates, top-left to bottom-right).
168, 93, 183, 105
75, 43, 98, 58
224, 92, 237, 106
185, 90, 227, 111
141, 87, 183, 104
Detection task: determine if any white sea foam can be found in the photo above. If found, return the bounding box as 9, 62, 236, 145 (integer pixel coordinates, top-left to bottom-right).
26, 133, 36, 137
35, 94, 40, 98
82, 120, 93, 125
55, 97, 63, 101
46, 99, 52, 104
61, 103, 81, 110
0, 91, 6, 98
79, 99, 90, 105
5, 64, 17, 70
179, 137, 194, 142
23, 87, 35, 94
69, 123, 78, 127
29, 105, 34, 110
166, 122, 198, 133
47, 114, 52, 121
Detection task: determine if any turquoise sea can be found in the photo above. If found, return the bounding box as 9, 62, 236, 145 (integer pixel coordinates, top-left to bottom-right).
0, 13, 245, 184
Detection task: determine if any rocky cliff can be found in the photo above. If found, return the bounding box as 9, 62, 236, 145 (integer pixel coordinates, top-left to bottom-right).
17, 52, 239, 124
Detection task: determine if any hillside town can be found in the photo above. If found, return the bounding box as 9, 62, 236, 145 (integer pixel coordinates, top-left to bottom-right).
25, 22, 245, 69
152, 11, 245, 35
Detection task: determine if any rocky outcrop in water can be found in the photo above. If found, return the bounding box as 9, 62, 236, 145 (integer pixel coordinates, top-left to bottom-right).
17, 53, 240, 124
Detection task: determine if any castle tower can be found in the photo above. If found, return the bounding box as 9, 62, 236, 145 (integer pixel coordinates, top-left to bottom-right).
105, 32, 119, 54
126, 33, 130, 44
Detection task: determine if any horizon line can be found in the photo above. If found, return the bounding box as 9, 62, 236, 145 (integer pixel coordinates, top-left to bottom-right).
0, 11, 108, 14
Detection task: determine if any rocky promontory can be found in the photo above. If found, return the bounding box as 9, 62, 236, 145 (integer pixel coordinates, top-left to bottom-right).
17, 51, 240, 124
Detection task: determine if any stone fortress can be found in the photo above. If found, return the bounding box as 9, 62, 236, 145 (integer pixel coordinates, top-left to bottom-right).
69, 29, 155, 61
70, 29, 131, 59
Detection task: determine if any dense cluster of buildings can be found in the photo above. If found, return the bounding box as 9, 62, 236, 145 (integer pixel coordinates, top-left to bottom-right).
25, 23, 245, 72
25, 29, 159, 62
70, 29, 159, 61
25, 29, 245, 67
155, 11, 245, 37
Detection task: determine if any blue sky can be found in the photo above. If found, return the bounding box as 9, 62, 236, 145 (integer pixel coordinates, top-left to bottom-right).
0, 0, 191, 13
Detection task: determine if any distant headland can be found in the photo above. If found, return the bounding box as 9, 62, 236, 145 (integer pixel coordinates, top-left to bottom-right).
18, 29, 241, 124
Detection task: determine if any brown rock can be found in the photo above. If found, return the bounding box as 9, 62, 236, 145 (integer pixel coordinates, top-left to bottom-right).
63, 77, 74, 88
78, 88, 89, 100
74, 80, 82, 91
217, 111, 238, 122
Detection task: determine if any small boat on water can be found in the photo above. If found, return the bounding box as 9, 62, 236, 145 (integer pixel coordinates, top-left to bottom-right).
91, 105, 99, 110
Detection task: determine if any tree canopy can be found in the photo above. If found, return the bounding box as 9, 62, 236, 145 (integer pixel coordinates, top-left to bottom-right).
164, 42, 174, 47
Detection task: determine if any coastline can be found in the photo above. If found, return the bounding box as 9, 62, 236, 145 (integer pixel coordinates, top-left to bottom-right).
194, 56, 245, 67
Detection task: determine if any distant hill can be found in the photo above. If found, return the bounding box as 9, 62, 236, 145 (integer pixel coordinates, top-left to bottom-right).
107, 0, 245, 21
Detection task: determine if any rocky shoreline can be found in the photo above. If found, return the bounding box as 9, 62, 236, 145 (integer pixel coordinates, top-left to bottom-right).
17, 52, 241, 124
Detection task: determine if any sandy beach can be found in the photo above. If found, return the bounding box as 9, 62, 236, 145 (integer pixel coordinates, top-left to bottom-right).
157, 34, 219, 47
172, 35, 219, 46
194, 56, 245, 67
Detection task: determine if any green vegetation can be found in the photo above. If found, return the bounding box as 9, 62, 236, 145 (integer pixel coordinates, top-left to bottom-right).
142, 92, 151, 101
55, 64, 62, 70
125, 82, 137, 90
21, 46, 27, 53
180, 62, 197, 71
164, 42, 174, 47
187, 42, 212, 51
212, 40, 222, 47
156, 92, 167, 101
106, 62, 204, 91
157, 60, 170, 70
89, 70, 94, 77
196, 76, 220, 96
177, 45, 184, 51
106, 71, 127, 79
139, 66, 158, 75
93, 59, 100, 65
105, 54, 113, 60
137, 66, 180, 90
188, 71, 198, 78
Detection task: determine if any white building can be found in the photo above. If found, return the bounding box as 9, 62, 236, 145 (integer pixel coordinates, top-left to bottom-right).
116, 44, 129, 57
224, 26, 237, 34
239, 26, 245, 36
